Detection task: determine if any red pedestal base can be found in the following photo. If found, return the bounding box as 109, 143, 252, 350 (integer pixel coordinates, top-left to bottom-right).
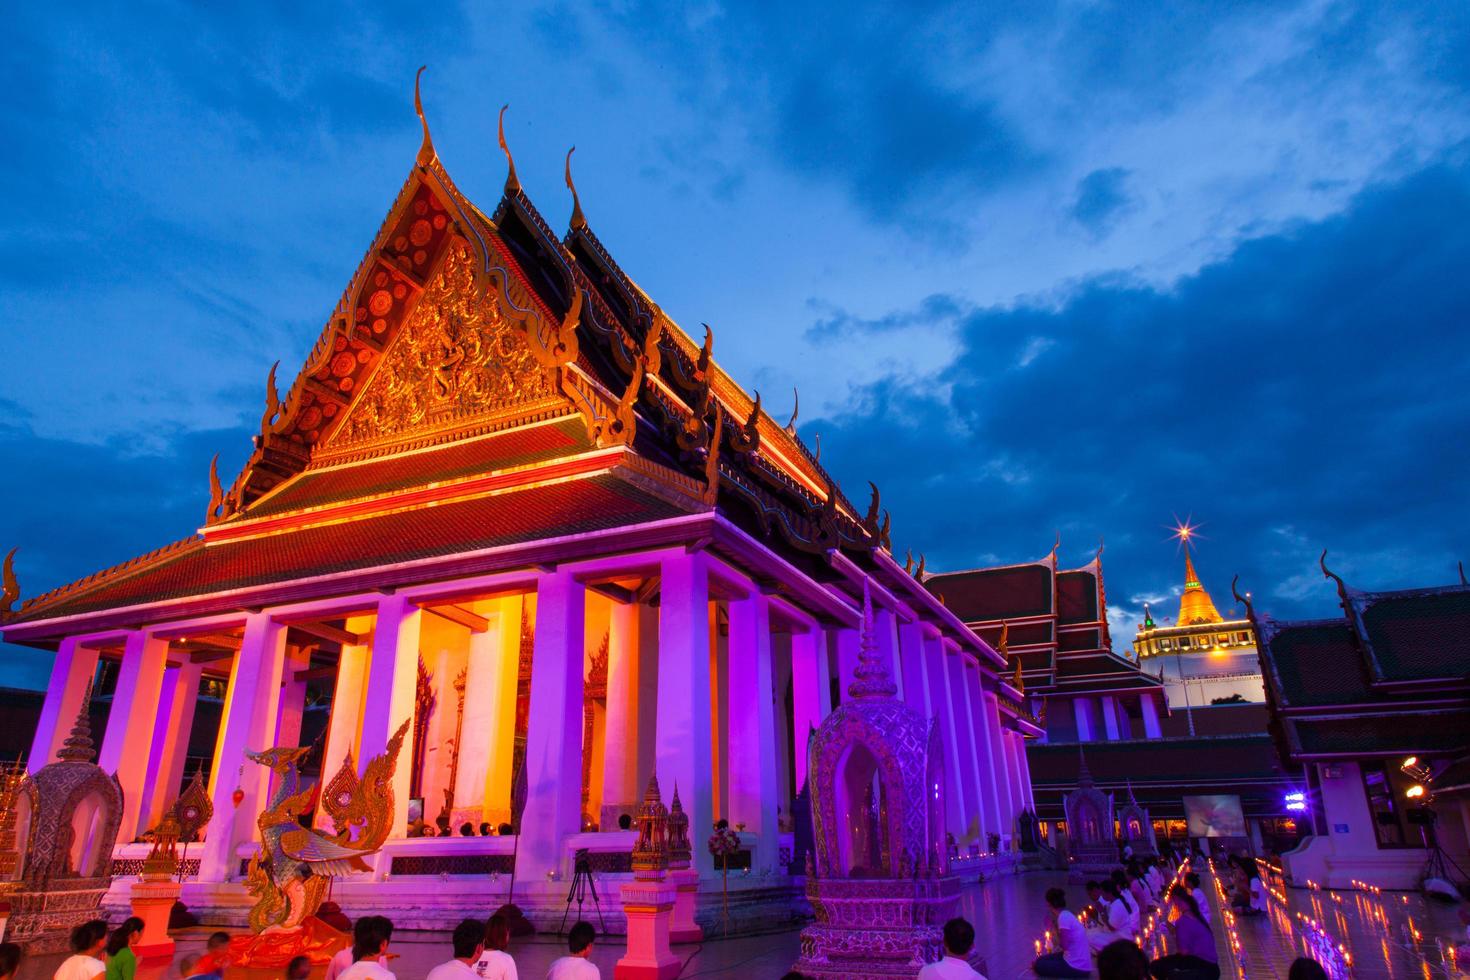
667, 868, 702, 944
614, 877, 682, 980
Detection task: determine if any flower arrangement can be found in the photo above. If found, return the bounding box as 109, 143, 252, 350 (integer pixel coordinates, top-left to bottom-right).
707, 819, 741, 935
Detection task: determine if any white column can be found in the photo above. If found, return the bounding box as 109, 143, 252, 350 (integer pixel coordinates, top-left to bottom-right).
898, 622, 929, 716
873, 605, 903, 702
1008, 730, 1030, 817
30, 636, 102, 767
634, 600, 660, 796
948, 654, 987, 842
980, 687, 1015, 842
727, 590, 778, 871
600, 600, 640, 819
98, 630, 170, 842
273, 644, 312, 749
359, 593, 423, 840
1074, 696, 1095, 741
138, 661, 204, 833
790, 627, 830, 793
924, 635, 968, 840
1100, 695, 1121, 740
316, 617, 371, 829
656, 551, 714, 875
199, 612, 288, 881
517, 571, 587, 878
833, 627, 860, 705
1140, 693, 1163, 739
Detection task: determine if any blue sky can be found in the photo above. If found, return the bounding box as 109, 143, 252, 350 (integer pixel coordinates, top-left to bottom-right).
3, 1, 1469, 685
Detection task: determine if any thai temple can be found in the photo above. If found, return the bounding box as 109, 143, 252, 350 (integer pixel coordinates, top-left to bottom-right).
0, 82, 1036, 933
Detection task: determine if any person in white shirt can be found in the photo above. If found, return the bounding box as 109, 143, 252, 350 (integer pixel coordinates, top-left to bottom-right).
546, 921, 600, 980
338, 917, 396, 980
1090, 880, 1133, 952
473, 914, 518, 979
1033, 888, 1092, 978
1186, 872, 1212, 927
1112, 871, 1140, 933
53, 920, 108, 980
426, 920, 486, 980
328, 917, 390, 980
917, 917, 986, 979
1145, 861, 1164, 898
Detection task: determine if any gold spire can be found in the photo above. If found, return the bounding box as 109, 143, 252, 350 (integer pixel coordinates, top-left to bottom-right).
1178, 547, 1223, 625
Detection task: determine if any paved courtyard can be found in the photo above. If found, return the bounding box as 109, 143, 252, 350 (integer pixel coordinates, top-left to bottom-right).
14, 864, 1466, 979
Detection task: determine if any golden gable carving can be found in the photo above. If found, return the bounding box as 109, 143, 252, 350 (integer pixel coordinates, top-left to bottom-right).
329, 243, 556, 446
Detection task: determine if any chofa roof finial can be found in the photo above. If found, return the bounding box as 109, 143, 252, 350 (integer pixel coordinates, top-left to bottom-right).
1319, 549, 1350, 612
1459, 560, 1468, 587
785, 387, 799, 436
414, 66, 435, 166
0, 547, 19, 616
1230, 574, 1256, 623
498, 104, 520, 195
564, 146, 586, 230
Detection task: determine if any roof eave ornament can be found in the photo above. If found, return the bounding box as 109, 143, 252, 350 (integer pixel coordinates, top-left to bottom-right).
785, 387, 799, 436
1230, 574, 1256, 626
0, 547, 19, 617
565, 146, 586, 231
1319, 549, 1351, 614
414, 66, 436, 167
498, 104, 521, 196
1459, 560, 1467, 587
862, 481, 881, 536
914, 553, 926, 579
701, 406, 723, 508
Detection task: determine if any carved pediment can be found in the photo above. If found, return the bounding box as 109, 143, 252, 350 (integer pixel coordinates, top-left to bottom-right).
325, 242, 558, 448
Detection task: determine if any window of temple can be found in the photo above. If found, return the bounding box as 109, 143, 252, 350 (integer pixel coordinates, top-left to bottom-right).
1362, 764, 1413, 848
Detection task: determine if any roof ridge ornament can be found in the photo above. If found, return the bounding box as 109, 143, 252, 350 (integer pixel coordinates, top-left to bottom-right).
701, 406, 723, 507
1319, 549, 1350, 613
863, 481, 880, 534
0, 547, 19, 616
1230, 574, 1256, 624
914, 553, 926, 579
414, 66, 435, 166
1459, 560, 1467, 587
785, 387, 799, 436
498, 104, 520, 195
564, 146, 586, 230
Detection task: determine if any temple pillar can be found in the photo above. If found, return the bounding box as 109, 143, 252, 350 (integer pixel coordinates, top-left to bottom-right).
924, 635, 968, 841
456, 606, 505, 823
771, 631, 794, 819
517, 571, 587, 878
273, 644, 312, 750
1140, 693, 1163, 739
656, 551, 714, 875
1074, 697, 1095, 741
137, 661, 204, 833
946, 653, 986, 842
1100, 695, 1121, 741
199, 612, 288, 882
832, 626, 860, 706
980, 688, 1015, 842
898, 622, 929, 716
634, 601, 660, 794
30, 635, 102, 767
475, 595, 524, 825
600, 599, 640, 822
316, 616, 372, 829
873, 605, 903, 701
359, 593, 423, 841
709, 603, 729, 821
98, 630, 170, 842
727, 590, 778, 871
789, 626, 830, 793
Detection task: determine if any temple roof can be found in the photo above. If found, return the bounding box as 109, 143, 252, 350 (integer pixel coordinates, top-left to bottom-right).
1178, 550, 1223, 625
1252, 566, 1470, 762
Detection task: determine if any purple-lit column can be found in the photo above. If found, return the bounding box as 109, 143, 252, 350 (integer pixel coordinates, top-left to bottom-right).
1140, 693, 1163, 739
923, 632, 969, 840
137, 660, 204, 833
789, 625, 830, 793
898, 622, 929, 716
962, 668, 1002, 844
517, 571, 587, 879
832, 626, 860, 706
98, 630, 171, 842
657, 551, 715, 875
600, 599, 640, 819
30, 636, 102, 767
198, 612, 288, 882
727, 590, 778, 870
1074, 697, 1095, 741
358, 593, 423, 846
873, 605, 904, 701
980, 686, 1015, 843
948, 652, 988, 842
1100, 695, 1121, 740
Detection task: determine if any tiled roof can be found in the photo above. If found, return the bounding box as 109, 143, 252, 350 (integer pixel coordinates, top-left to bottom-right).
245, 417, 590, 518
927, 563, 1053, 621
13, 475, 687, 622
1056, 569, 1099, 624
1357, 590, 1470, 681
1028, 735, 1287, 784
1258, 621, 1371, 706
1287, 710, 1470, 756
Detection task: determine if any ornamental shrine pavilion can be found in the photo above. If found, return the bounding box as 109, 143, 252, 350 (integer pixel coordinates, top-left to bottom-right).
0, 80, 1034, 929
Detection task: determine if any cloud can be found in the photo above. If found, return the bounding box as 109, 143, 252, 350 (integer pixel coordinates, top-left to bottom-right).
810, 157, 1470, 632
1069, 168, 1136, 238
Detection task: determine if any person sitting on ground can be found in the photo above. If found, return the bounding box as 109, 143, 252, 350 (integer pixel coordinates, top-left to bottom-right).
1146, 859, 1165, 898
461, 822, 477, 837
1098, 940, 1150, 980
498, 823, 514, 836
480, 822, 493, 837
546, 921, 599, 979
0, 941, 22, 980
617, 813, 633, 831
339, 916, 396, 980
1286, 959, 1328, 980
472, 913, 517, 980
1148, 885, 1220, 980
1231, 860, 1265, 915
1090, 880, 1133, 952
184, 931, 232, 980
1127, 865, 1154, 913
1185, 872, 1211, 927
918, 916, 986, 979
427, 918, 485, 980
1083, 881, 1106, 924
1112, 870, 1141, 933
327, 916, 378, 980
286, 956, 312, 980
104, 917, 145, 980
1033, 888, 1092, 978
54, 920, 108, 980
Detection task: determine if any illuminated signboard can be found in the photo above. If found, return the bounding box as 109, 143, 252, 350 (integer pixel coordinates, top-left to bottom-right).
1284, 791, 1307, 812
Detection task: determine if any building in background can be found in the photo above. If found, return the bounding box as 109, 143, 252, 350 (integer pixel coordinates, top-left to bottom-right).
1250, 558, 1470, 890
927, 538, 1299, 857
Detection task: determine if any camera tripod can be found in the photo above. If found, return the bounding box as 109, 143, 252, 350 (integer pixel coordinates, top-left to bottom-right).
558, 850, 606, 934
